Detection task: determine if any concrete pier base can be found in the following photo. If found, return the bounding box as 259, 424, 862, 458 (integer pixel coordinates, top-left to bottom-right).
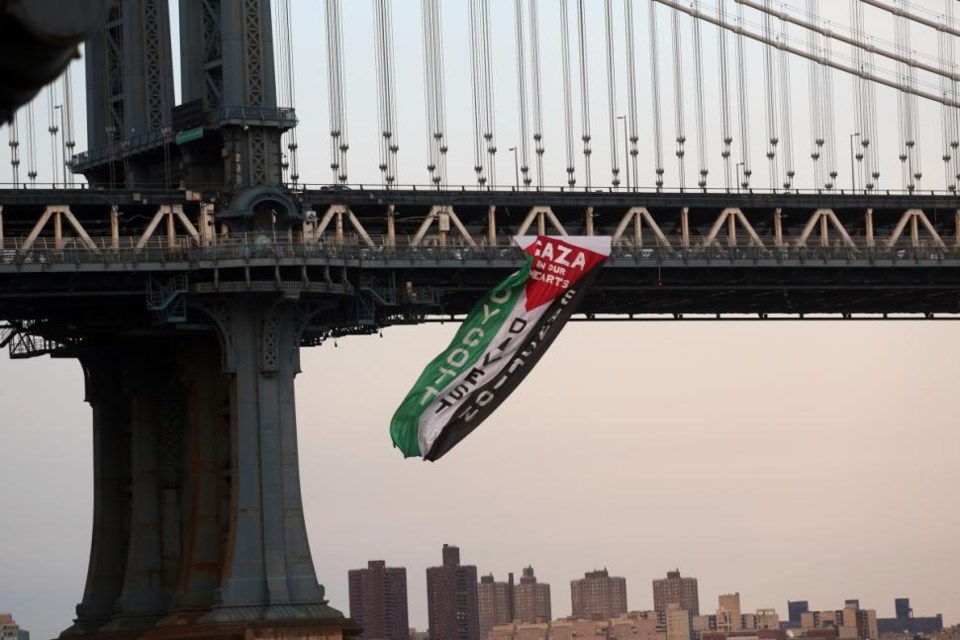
60, 297, 352, 640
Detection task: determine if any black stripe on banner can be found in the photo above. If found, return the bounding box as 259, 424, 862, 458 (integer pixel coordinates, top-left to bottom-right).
424, 268, 602, 462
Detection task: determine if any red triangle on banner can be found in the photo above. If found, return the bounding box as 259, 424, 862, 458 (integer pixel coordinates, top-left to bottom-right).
522, 236, 607, 311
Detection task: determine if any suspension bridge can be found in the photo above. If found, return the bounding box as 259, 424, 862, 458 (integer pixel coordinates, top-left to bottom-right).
0, 1, 958, 640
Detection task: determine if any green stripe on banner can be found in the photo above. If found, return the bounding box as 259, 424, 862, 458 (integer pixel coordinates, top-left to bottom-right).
390, 256, 533, 457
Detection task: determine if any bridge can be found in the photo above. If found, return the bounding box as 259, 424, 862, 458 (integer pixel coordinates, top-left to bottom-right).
0, 1, 958, 639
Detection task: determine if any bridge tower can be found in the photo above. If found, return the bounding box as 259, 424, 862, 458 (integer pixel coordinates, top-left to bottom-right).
55, 2, 350, 640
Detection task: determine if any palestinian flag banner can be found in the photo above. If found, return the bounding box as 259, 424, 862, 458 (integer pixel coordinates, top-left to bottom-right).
390, 235, 611, 461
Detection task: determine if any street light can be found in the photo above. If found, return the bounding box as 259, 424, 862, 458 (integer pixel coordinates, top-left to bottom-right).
617, 115, 630, 191
508, 147, 519, 189
850, 132, 861, 193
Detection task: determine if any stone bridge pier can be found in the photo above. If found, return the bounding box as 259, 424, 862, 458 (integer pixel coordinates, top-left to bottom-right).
61, 297, 356, 640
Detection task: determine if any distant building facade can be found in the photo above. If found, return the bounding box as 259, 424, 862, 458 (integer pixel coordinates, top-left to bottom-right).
718, 594, 742, 633
514, 566, 552, 624
488, 612, 665, 640
877, 599, 943, 635
0, 614, 29, 640
427, 544, 480, 640
653, 570, 700, 616
570, 569, 628, 621
480, 573, 516, 639
800, 600, 878, 640
348, 560, 409, 640
785, 602, 811, 630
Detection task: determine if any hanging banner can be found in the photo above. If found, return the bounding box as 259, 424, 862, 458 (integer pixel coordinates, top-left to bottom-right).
390, 235, 611, 461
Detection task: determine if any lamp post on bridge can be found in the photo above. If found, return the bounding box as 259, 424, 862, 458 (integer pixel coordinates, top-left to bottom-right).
508, 146, 519, 190
850, 132, 861, 193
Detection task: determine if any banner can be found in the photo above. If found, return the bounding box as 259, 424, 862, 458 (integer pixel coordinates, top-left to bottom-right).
390, 235, 611, 461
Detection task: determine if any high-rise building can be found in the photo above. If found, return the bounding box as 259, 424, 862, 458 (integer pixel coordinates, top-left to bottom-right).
570, 569, 628, 621
427, 544, 480, 640
514, 566, 552, 624
718, 594, 742, 632
653, 570, 700, 616
0, 614, 29, 640
480, 573, 515, 639
788, 602, 810, 627
348, 560, 409, 640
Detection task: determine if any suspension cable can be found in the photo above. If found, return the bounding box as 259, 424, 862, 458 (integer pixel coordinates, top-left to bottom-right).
9, 111, 19, 187
283, 0, 299, 185
529, 0, 545, 188
514, 0, 531, 187
62, 66, 75, 187
468, 0, 486, 185
735, 1, 752, 188
806, 0, 824, 189
671, 8, 687, 189
718, 0, 733, 189
45, 84, 59, 187
649, 1, 665, 190
822, 34, 838, 189
421, 0, 437, 185
576, 0, 592, 189
624, 0, 640, 191
762, 0, 779, 189
25, 100, 36, 186
325, 0, 348, 184
560, 0, 576, 187
779, 17, 794, 189
692, 8, 708, 189
480, 0, 497, 188
604, 0, 619, 187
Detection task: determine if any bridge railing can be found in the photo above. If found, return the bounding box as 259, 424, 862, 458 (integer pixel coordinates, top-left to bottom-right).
2, 233, 959, 268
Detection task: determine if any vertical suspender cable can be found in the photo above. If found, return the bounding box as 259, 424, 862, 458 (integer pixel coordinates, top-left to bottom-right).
576, 0, 592, 189
649, 1, 665, 189
374, 0, 398, 186
947, 0, 960, 190
282, 0, 300, 185
529, 0, 545, 188
692, 9, 708, 189
47, 84, 60, 186
273, 0, 289, 182
480, 0, 497, 187
779, 18, 794, 189
62, 66, 75, 186
433, 0, 449, 187
718, 0, 733, 189
385, 0, 399, 184
325, 0, 347, 184
761, 0, 779, 190
514, 0, 531, 187
604, 0, 620, 187
421, 0, 437, 185
624, 0, 640, 191
623, 0, 640, 189
895, 4, 909, 189
806, 0, 824, 189
373, 0, 387, 185
822, 36, 838, 189
560, 0, 576, 187
938, 2, 956, 191
670, 8, 686, 190
469, 0, 486, 185
25, 100, 37, 186
735, 2, 751, 188
9, 111, 19, 187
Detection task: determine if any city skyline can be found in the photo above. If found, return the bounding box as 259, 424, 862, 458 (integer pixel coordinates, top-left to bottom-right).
340, 547, 951, 635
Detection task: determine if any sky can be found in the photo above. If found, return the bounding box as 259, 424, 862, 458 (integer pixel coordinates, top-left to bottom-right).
1, 2, 960, 639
